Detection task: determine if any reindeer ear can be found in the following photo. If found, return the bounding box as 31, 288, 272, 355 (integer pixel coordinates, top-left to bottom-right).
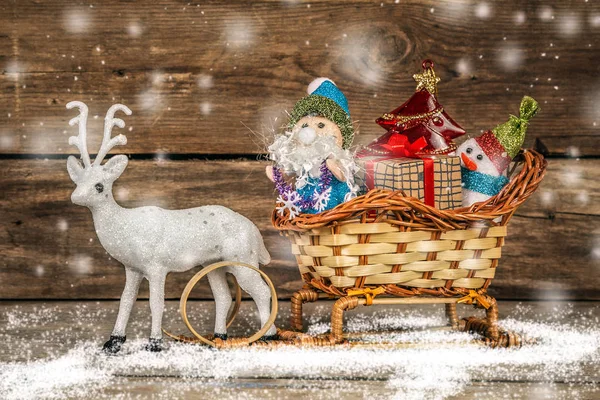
67, 156, 84, 183
102, 154, 129, 180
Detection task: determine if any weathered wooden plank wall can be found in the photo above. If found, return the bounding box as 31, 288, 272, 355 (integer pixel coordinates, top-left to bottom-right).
1, 0, 599, 299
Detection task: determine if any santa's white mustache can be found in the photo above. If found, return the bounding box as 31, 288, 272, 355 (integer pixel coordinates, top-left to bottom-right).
268, 132, 351, 177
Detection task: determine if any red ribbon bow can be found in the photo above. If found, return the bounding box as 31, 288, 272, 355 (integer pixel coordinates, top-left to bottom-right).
380, 133, 428, 158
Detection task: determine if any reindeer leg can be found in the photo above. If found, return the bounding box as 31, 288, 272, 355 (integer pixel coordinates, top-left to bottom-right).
145, 271, 167, 352
230, 264, 278, 340
207, 267, 232, 340
103, 268, 143, 354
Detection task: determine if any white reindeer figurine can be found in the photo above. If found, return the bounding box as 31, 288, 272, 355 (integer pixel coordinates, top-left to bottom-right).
66, 101, 277, 353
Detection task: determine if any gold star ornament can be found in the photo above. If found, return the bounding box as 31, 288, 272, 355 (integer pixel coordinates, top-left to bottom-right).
413, 61, 440, 96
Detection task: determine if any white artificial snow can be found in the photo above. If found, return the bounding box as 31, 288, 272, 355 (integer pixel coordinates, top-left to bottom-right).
4, 61, 24, 80
0, 304, 599, 399
456, 58, 472, 76
34, 265, 45, 277
514, 11, 526, 25
0, 134, 15, 150
475, 2, 492, 20
340, 34, 383, 85
200, 102, 212, 115
538, 189, 556, 207
538, 6, 553, 22
224, 15, 256, 48
497, 45, 523, 71
566, 146, 581, 158
67, 254, 93, 275
136, 89, 162, 111
197, 74, 213, 89
558, 13, 582, 37
576, 190, 589, 205
63, 10, 92, 34
127, 22, 144, 38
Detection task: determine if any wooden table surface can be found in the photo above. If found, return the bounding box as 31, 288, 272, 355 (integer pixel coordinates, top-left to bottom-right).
1, 299, 599, 399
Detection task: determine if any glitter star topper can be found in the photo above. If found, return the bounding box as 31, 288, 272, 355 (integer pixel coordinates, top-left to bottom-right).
413, 59, 440, 96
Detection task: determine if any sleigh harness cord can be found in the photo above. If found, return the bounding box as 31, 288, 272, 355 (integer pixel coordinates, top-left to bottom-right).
457, 290, 491, 309
347, 287, 386, 305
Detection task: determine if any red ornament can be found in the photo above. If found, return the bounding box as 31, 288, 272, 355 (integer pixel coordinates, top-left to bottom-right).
371, 60, 466, 155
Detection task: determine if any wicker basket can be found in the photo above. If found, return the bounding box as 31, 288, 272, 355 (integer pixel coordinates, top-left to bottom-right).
272, 149, 547, 347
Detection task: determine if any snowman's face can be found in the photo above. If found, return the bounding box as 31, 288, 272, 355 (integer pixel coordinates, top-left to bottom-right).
292, 115, 343, 147
457, 139, 499, 176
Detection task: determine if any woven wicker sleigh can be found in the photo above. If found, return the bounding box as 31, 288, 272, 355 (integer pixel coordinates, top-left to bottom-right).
272, 149, 547, 348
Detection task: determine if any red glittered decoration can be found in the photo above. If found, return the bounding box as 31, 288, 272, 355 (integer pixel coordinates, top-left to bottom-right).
371, 60, 466, 155
374, 89, 465, 152
475, 130, 512, 173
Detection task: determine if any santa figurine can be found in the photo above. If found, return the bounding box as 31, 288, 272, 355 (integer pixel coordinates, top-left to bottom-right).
372, 59, 466, 155
457, 96, 539, 207
266, 78, 358, 218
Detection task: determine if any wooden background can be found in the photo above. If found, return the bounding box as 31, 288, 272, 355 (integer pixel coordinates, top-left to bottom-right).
1, 0, 599, 300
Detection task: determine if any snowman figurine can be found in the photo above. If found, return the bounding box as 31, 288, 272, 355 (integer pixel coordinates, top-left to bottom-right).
458, 96, 539, 207
266, 78, 358, 218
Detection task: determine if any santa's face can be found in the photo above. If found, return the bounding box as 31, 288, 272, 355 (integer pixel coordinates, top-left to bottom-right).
292, 115, 343, 147
457, 139, 499, 176
268, 115, 352, 179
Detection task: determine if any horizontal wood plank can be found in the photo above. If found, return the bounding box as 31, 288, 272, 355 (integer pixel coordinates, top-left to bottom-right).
0, 0, 599, 155
1, 158, 598, 300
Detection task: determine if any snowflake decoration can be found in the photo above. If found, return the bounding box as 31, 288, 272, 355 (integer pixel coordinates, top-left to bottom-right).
312, 187, 332, 212
276, 190, 302, 219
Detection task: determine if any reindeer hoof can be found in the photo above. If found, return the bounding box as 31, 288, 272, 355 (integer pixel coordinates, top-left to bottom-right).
144, 338, 163, 352
102, 335, 126, 354
213, 333, 228, 341
260, 334, 279, 342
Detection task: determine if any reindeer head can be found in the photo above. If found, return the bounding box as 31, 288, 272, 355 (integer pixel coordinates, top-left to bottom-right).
66, 101, 132, 207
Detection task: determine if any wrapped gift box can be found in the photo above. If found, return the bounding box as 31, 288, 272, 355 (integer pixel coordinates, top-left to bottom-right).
356, 154, 462, 210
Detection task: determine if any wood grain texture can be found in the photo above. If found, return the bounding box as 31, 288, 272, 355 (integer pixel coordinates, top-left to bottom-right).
1, 158, 598, 300
0, 0, 599, 155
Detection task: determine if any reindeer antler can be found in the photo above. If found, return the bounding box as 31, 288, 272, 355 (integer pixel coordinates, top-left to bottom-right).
94, 104, 132, 166
66, 101, 91, 168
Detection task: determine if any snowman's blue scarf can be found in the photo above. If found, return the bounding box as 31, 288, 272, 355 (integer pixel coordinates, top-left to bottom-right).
461, 167, 510, 197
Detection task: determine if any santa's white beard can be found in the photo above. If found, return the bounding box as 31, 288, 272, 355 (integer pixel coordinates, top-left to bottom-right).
268, 132, 358, 189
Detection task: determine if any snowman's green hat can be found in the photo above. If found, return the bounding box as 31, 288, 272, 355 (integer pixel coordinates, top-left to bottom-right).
476, 96, 539, 173
287, 78, 354, 149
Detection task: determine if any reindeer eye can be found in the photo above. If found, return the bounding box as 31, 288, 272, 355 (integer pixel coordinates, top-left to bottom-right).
95, 183, 104, 193
317, 122, 325, 129
476, 154, 483, 160
466, 147, 473, 154
301, 123, 308, 128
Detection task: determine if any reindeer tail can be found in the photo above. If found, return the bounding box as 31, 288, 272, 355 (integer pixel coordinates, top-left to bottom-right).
258, 239, 271, 266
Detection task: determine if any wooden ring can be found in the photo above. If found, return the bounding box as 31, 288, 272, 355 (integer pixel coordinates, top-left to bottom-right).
179, 261, 278, 347
226, 275, 242, 329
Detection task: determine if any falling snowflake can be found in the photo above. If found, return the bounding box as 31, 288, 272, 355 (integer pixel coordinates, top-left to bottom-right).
313, 187, 332, 212
127, 22, 144, 38
497, 44, 523, 71
276, 190, 301, 219
63, 9, 92, 34
475, 2, 492, 19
